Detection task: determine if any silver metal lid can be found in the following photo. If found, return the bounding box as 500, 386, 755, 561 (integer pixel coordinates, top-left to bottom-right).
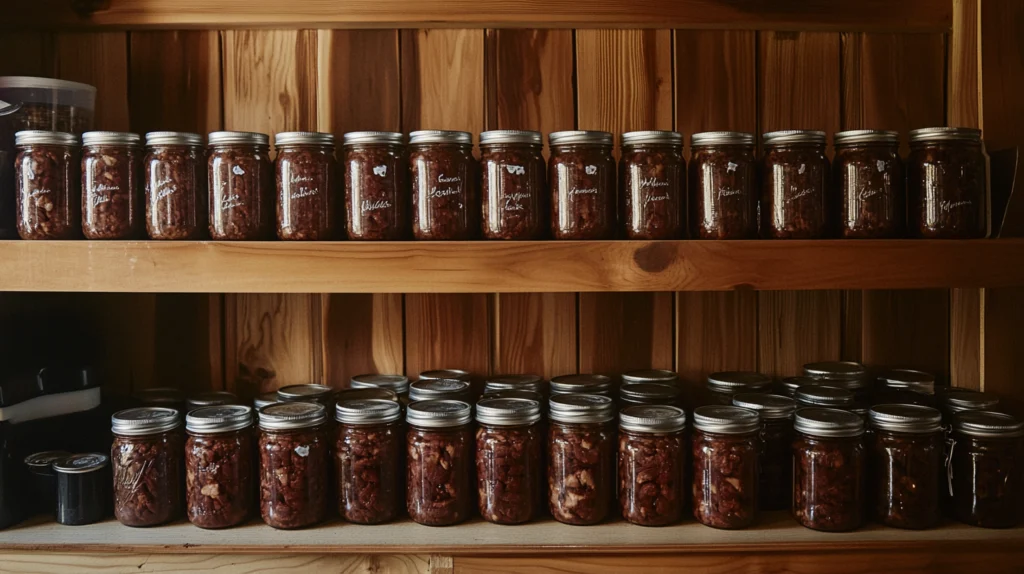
207, 131, 270, 146
135, 387, 184, 406
15, 130, 78, 146
942, 389, 1000, 414
620, 405, 686, 434
112, 407, 181, 436
954, 410, 1024, 438
779, 376, 821, 397
621, 130, 683, 146
186, 405, 253, 434
550, 374, 614, 395
909, 127, 982, 143
621, 369, 678, 385
253, 391, 280, 411
343, 131, 404, 145
795, 407, 865, 437
706, 371, 772, 393
482, 389, 545, 406
274, 131, 335, 146
619, 382, 681, 403
804, 361, 867, 382
869, 404, 942, 434
476, 397, 542, 426
549, 130, 614, 146
335, 399, 402, 425
549, 393, 616, 424
796, 385, 855, 407
335, 387, 400, 404
484, 374, 545, 394
52, 453, 109, 475
691, 131, 755, 146
406, 399, 473, 428
409, 379, 472, 402
24, 450, 71, 470
187, 391, 239, 411
732, 393, 797, 420
146, 131, 204, 146
763, 130, 827, 146
82, 131, 141, 146
408, 130, 472, 145
258, 401, 327, 431
419, 369, 471, 381
878, 369, 936, 395
833, 130, 900, 145
0, 76, 96, 93
277, 384, 334, 402
479, 130, 542, 145
350, 374, 410, 394
692, 405, 760, 434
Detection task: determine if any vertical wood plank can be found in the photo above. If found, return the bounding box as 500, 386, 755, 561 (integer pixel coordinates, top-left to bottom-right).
54, 32, 130, 131
489, 30, 577, 378
757, 31, 842, 377
674, 30, 759, 388
575, 30, 675, 375
0, 33, 54, 77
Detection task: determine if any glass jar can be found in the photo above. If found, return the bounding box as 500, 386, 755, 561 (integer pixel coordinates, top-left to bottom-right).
409, 130, 478, 240
833, 130, 904, 238
620, 130, 685, 239
257, 402, 329, 529
619, 405, 687, 526
409, 378, 473, 403
480, 130, 547, 239
144, 131, 206, 240
336, 399, 403, 524
692, 405, 760, 529
81, 131, 142, 239
778, 376, 821, 398
185, 405, 254, 529
275, 131, 338, 240
796, 385, 857, 410
689, 131, 758, 239
111, 407, 183, 527
705, 371, 772, 406
14, 130, 80, 239
484, 374, 546, 397
350, 374, 411, 403
908, 127, 987, 239
186, 391, 240, 413
761, 130, 829, 239
804, 361, 871, 401
476, 397, 543, 524
277, 383, 335, 408
939, 389, 999, 423
548, 393, 616, 525
24, 450, 70, 516
253, 391, 279, 412
549, 374, 614, 397
732, 393, 797, 511
619, 383, 682, 408
549, 131, 616, 239
873, 369, 937, 408
793, 408, 865, 532
621, 369, 679, 386
867, 404, 943, 529
343, 131, 408, 240
949, 411, 1024, 528
208, 131, 273, 240
53, 453, 110, 526
407, 399, 474, 526
419, 369, 472, 381
134, 387, 186, 413
335, 387, 400, 405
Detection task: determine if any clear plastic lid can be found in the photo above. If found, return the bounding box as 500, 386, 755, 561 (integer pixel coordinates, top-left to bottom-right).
0, 76, 96, 109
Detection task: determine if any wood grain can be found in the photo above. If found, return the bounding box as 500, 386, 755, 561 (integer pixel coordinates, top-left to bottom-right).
676, 290, 758, 385
0, 33, 54, 76
54, 32, 130, 132
579, 292, 674, 373
0, 552, 431, 573
323, 292, 405, 388
758, 290, 843, 378
404, 294, 491, 381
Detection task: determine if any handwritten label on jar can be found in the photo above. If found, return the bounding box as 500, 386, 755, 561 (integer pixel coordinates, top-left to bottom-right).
643, 191, 671, 208
220, 193, 243, 210
876, 160, 887, 172
154, 177, 176, 200
90, 194, 110, 207
294, 445, 310, 457
568, 187, 598, 197
430, 173, 462, 199
373, 165, 387, 177
94, 183, 120, 194
718, 187, 744, 200
858, 189, 882, 201
639, 177, 669, 189
28, 188, 50, 198
503, 191, 530, 212
727, 162, 738, 173
940, 199, 972, 213
290, 188, 319, 200
232, 165, 245, 176
361, 199, 393, 214
505, 165, 526, 175
585, 165, 598, 175
786, 188, 815, 203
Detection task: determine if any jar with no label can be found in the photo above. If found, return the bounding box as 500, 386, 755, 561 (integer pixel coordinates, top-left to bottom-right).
908, 127, 987, 238
208, 131, 273, 240
82, 131, 143, 239
834, 130, 904, 238
185, 405, 254, 529
548, 393, 617, 525
275, 132, 338, 240
618, 405, 687, 526
410, 130, 478, 240
761, 130, 829, 239
793, 408, 865, 532
867, 404, 943, 529
948, 411, 1024, 528
144, 132, 206, 239
336, 399, 404, 524
621, 131, 685, 239
689, 131, 758, 239
344, 131, 408, 240
732, 393, 797, 511
476, 397, 544, 524
407, 400, 474, 526
111, 407, 183, 527
480, 130, 547, 239
14, 130, 80, 239
549, 131, 616, 239
692, 405, 760, 529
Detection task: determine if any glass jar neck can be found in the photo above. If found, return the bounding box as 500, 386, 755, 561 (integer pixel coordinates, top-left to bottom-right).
409, 422, 471, 432
276, 143, 334, 152
187, 427, 253, 438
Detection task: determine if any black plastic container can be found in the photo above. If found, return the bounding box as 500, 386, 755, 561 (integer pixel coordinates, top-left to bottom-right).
54, 453, 111, 525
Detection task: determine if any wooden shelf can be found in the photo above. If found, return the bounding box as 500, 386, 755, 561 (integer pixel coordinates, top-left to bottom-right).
1, 513, 1020, 555
1, 239, 1023, 294
4, 0, 950, 31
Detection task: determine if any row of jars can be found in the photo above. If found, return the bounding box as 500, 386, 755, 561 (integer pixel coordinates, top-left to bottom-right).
11, 127, 987, 241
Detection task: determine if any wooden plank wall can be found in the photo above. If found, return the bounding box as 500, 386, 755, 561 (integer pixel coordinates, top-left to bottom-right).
0, 25, 1013, 406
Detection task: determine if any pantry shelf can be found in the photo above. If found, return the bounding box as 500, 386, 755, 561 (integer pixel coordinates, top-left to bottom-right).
1, 239, 1023, 293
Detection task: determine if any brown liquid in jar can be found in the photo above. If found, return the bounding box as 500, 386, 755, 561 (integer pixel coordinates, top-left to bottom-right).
275, 132, 338, 240
144, 132, 207, 239
689, 132, 758, 240
208, 131, 273, 240
14, 131, 81, 240
620, 131, 685, 239
834, 130, 904, 238
480, 130, 547, 240
409, 130, 478, 240
549, 131, 616, 240
908, 127, 987, 239
81, 131, 143, 239
343, 132, 409, 240
761, 130, 830, 239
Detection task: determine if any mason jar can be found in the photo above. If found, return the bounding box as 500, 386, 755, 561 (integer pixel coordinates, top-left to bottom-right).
14, 130, 80, 239
275, 131, 338, 240
619, 405, 687, 526
689, 131, 758, 239
350, 374, 411, 403
692, 405, 760, 529
419, 369, 472, 382
549, 131, 616, 239
621, 369, 679, 387
409, 379, 472, 404
761, 130, 829, 239
804, 361, 871, 401
939, 389, 1000, 423
867, 404, 943, 529
81, 131, 143, 239
336, 399, 403, 524
833, 129, 904, 238
111, 407, 183, 527
409, 130, 478, 240
778, 376, 821, 398
949, 411, 1024, 528
483, 374, 547, 397
186, 391, 239, 413
793, 408, 865, 532
343, 131, 408, 240
480, 130, 547, 239
705, 371, 772, 405
185, 405, 254, 529
476, 397, 543, 524
873, 369, 937, 408
549, 374, 614, 397
619, 383, 682, 408
548, 393, 616, 525
144, 131, 206, 239
257, 402, 329, 529
732, 393, 797, 511
208, 131, 273, 240
277, 384, 335, 408
908, 127, 987, 239
407, 400, 474, 526
620, 130, 685, 239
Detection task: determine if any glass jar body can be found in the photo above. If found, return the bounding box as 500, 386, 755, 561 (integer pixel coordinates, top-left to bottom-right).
112, 430, 183, 527
759, 418, 794, 511
476, 422, 543, 524
407, 424, 474, 525
692, 428, 758, 529
15, 143, 80, 239
481, 143, 547, 239
834, 142, 904, 238
950, 432, 1024, 528
276, 143, 338, 240
82, 143, 143, 239
345, 142, 408, 240
208, 143, 273, 240
618, 428, 686, 526
410, 143, 478, 240
145, 144, 206, 239
549, 143, 616, 239
689, 143, 758, 239
908, 140, 987, 238
868, 428, 942, 529
258, 425, 328, 529
548, 420, 615, 525
336, 420, 403, 524
186, 428, 254, 529
761, 143, 829, 239
793, 433, 865, 532
621, 143, 685, 239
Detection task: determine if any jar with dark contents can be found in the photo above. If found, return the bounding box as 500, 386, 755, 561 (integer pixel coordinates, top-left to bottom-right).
620, 130, 685, 239
705, 371, 772, 406
796, 385, 858, 412
793, 408, 865, 532
14, 130, 80, 239
867, 404, 943, 529
253, 391, 279, 412
276, 384, 335, 409
778, 376, 821, 398
804, 361, 871, 401
53, 453, 111, 526
275, 131, 338, 240
732, 393, 797, 511
409, 130, 478, 240
111, 407, 183, 527
343, 131, 408, 240
350, 374, 411, 404
619, 383, 682, 408
689, 131, 758, 239
939, 389, 999, 423
549, 131, 616, 239
406, 400, 474, 526
691, 405, 760, 529
549, 374, 614, 397
949, 411, 1024, 528
761, 130, 829, 239
908, 127, 987, 239
409, 379, 473, 404
833, 130, 904, 238
144, 132, 206, 239
484, 374, 546, 397
480, 130, 547, 239
208, 131, 273, 240
185, 405, 254, 529
476, 397, 543, 524
80, 131, 143, 239
257, 402, 329, 529
618, 405, 687, 526
548, 393, 616, 525
25, 450, 71, 516
873, 369, 937, 408
335, 399, 403, 524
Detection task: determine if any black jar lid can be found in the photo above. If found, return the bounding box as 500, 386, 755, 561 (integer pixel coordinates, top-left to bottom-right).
15, 130, 78, 146
796, 385, 855, 407
619, 382, 681, 404
878, 369, 936, 395
691, 131, 755, 146
484, 374, 546, 395
187, 390, 239, 411
277, 383, 334, 402
549, 393, 616, 424
621, 369, 678, 385
52, 453, 109, 475
869, 404, 942, 434
258, 401, 327, 431
336, 399, 402, 425
834, 129, 899, 145
479, 130, 542, 145
954, 410, 1024, 438
476, 397, 541, 426
25, 450, 72, 473
909, 127, 982, 143
274, 131, 335, 146
732, 393, 797, 420
82, 131, 141, 146
112, 407, 181, 436
419, 369, 471, 381
795, 407, 864, 438
406, 399, 473, 428
146, 131, 204, 146
621, 130, 683, 146
706, 371, 771, 394
408, 130, 472, 145
941, 389, 1000, 414
207, 131, 269, 146
342, 131, 404, 145
692, 405, 760, 434
549, 130, 614, 146
620, 405, 686, 434
409, 378, 471, 402
763, 130, 827, 146
550, 374, 614, 395
186, 405, 253, 434
350, 374, 410, 394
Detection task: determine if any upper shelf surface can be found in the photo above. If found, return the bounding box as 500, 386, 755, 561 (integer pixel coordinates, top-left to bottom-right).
1, 239, 1021, 293
4, 0, 951, 31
